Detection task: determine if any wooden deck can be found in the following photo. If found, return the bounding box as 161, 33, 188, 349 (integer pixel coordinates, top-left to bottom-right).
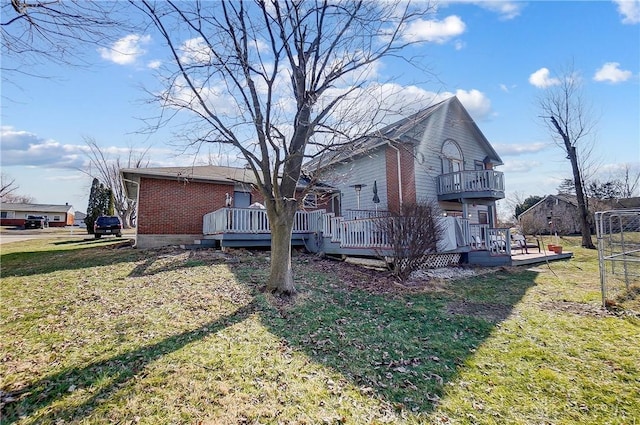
511, 251, 573, 266
197, 207, 573, 267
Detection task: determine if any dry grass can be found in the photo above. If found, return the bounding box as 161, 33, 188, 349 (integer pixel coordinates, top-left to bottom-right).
1, 236, 639, 424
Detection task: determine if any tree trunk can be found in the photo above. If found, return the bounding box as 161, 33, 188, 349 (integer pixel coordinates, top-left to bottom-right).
266, 208, 297, 295
569, 149, 595, 249
549, 117, 595, 249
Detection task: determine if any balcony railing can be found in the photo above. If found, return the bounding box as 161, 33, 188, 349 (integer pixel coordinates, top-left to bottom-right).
437, 170, 505, 198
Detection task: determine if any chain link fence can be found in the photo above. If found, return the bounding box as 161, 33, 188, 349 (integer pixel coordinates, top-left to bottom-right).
595, 209, 640, 307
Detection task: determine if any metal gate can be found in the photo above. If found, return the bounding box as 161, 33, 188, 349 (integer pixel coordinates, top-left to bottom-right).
595, 209, 640, 307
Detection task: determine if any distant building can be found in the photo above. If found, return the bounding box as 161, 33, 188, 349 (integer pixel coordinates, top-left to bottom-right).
518, 194, 582, 235
0, 203, 75, 227
518, 195, 640, 235
74, 211, 87, 227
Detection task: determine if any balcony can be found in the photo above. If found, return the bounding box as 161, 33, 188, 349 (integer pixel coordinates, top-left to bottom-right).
437, 170, 505, 201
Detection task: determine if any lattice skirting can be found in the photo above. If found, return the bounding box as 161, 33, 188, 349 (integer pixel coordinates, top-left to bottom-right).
419, 253, 461, 268
387, 253, 462, 269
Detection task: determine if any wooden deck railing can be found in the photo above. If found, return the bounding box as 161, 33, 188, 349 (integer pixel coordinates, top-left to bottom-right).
203, 207, 500, 253
469, 224, 511, 255
203, 208, 323, 235
340, 218, 389, 248
343, 209, 390, 220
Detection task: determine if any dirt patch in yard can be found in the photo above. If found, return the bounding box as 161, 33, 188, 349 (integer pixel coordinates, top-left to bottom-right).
446, 301, 514, 323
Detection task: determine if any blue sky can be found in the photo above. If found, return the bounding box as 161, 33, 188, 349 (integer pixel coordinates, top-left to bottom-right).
1, 0, 639, 218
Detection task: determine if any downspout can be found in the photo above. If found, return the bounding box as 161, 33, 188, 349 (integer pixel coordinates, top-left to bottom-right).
387, 142, 403, 207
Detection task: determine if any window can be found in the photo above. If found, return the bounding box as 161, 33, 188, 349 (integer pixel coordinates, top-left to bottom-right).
474, 160, 484, 170
478, 211, 489, 224
233, 191, 251, 208
53, 215, 61, 221
303, 193, 317, 208
0, 211, 7, 219
442, 139, 463, 173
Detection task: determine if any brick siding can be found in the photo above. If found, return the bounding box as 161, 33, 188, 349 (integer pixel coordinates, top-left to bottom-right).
138, 178, 236, 235
385, 143, 416, 211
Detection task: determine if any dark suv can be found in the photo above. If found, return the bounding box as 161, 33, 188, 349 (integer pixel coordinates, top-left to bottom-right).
94, 215, 122, 238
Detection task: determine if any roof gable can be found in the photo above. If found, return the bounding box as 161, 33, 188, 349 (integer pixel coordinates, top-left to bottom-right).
303, 96, 503, 171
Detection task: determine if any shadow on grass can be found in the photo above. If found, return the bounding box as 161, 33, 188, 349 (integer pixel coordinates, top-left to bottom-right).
51, 238, 123, 246
2, 248, 539, 421
0, 240, 138, 278
245, 261, 540, 414
2, 301, 258, 423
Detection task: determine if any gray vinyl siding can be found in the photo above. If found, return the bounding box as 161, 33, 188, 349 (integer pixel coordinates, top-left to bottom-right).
414, 99, 498, 204
321, 146, 388, 211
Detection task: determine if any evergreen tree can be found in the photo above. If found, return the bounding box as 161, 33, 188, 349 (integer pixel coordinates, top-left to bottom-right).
107, 188, 115, 216
515, 195, 544, 218
85, 178, 101, 234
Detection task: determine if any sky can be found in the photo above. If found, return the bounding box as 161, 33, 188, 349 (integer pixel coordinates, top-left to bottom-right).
1, 0, 639, 219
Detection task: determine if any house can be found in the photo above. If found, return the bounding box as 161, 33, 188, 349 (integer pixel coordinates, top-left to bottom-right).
610, 197, 640, 210
517, 194, 583, 235
0, 203, 75, 227
518, 195, 640, 236
120, 165, 333, 249
305, 96, 504, 226
74, 211, 87, 227
120, 96, 531, 266
303, 96, 506, 264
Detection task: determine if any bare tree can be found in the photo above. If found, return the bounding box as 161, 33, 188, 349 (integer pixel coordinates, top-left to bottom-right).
81, 137, 149, 228
0, 172, 18, 201
538, 68, 596, 249
133, 0, 434, 294
1, 173, 36, 203
616, 163, 640, 198
378, 201, 445, 282
1, 1, 125, 82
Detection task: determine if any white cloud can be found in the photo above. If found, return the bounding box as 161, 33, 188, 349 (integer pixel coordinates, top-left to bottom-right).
493, 142, 550, 156
147, 60, 162, 69
613, 0, 640, 24
528, 67, 560, 88
499, 83, 517, 93
593, 62, 633, 83
402, 15, 466, 43
180, 37, 213, 64
441, 1, 524, 20
0, 126, 85, 168
478, 1, 524, 20
98, 34, 151, 65
454, 40, 466, 50
501, 159, 542, 173
454, 89, 492, 120
0, 127, 161, 170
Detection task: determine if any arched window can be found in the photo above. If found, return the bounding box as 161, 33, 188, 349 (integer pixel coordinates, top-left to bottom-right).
442, 139, 463, 174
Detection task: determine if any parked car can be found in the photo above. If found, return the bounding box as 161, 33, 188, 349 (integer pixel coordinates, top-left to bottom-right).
24, 215, 48, 229
94, 215, 122, 238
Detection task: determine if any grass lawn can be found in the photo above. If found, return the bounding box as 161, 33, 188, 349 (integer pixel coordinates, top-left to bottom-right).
1, 236, 638, 424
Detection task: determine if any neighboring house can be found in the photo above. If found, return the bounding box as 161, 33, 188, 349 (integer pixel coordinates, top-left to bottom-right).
0, 203, 75, 227
518, 194, 582, 235
609, 197, 640, 210
121, 96, 517, 266
305, 96, 505, 227
518, 195, 640, 236
74, 211, 87, 227
121, 165, 333, 249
